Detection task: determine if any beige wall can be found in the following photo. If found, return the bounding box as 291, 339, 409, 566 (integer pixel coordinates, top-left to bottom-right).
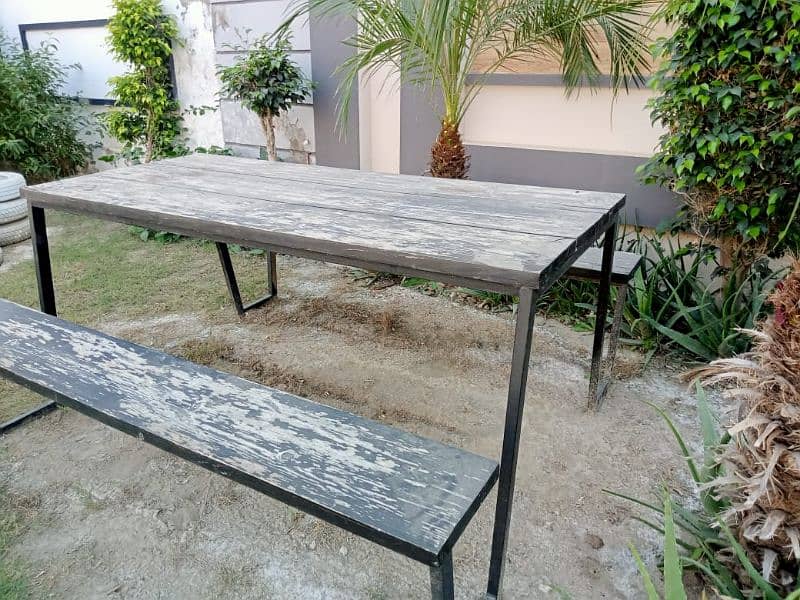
359, 67, 401, 173
460, 85, 664, 157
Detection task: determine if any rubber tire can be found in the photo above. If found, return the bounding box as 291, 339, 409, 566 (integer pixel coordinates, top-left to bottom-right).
0, 172, 25, 202
0, 218, 31, 246
0, 199, 26, 225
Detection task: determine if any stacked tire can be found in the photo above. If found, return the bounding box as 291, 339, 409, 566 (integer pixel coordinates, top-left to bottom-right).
0, 172, 30, 267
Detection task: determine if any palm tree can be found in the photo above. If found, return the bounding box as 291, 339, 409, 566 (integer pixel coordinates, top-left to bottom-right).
279, 0, 655, 178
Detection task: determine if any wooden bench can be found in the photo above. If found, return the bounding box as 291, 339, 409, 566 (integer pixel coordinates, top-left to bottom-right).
567, 248, 644, 407
216, 245, 643, 409
0, 299, 498, 599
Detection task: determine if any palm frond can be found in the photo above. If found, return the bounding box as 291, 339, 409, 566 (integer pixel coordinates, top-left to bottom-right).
276, 0, 655, 131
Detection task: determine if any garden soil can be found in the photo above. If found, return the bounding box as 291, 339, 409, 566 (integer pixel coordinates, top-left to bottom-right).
1, 255, 709, 599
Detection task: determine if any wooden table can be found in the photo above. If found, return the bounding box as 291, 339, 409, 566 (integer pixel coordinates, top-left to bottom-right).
21, 154, 624, 598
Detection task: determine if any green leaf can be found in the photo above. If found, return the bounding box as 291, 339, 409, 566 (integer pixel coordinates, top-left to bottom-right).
663, 492, 687, 600
718, 524, 781, 600
645, 318, 716, 362
630, 544, 660, 600
721, 96, 733, 110
641, 400, 702, 483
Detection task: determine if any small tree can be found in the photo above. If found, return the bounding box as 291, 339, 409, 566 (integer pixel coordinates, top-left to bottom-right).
217, 36, 313, 161
641, 0, 800, 269
105, 0, 182, 162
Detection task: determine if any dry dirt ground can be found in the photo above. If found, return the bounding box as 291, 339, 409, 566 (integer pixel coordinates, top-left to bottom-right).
1, 253, 705, 599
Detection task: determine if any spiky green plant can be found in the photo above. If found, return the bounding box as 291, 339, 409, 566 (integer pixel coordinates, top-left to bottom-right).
612, 386, 800, 598
277, 0, 654, 178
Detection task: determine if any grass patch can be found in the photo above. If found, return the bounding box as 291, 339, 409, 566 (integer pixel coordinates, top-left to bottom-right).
0, 381, 41, 424
0, 212, 270, 419
0, 213, 268, 324
0, 486, 31, 600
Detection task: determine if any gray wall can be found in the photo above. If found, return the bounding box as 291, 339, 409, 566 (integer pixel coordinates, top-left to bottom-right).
467, 146, 677, 228
309, 13, 359, 168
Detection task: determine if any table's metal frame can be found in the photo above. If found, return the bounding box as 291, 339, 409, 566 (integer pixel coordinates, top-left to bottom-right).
15, 203, 618, 599
215, 243, 278, 315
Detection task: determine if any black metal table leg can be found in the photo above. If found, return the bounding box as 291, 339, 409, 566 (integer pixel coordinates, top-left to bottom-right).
30, 205, 56, 316
486, 286, 538, 599
1, 205, 60, 433
429, 550, 455, 600
588, 222, 618, 410
216, 243, 277, 316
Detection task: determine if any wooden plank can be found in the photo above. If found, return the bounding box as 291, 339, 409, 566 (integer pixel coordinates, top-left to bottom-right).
174, 153, 624, 212
23, 175, 614, 292
568, 249, 643, 284
0, 299, 498, 563
119, 160, 618, 239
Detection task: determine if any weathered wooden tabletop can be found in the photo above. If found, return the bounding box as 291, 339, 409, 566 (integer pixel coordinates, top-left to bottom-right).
23, 154, 625, 293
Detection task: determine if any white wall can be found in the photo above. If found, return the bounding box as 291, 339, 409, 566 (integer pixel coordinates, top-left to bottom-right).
0, 0, 120, 101
168, 0, 225, 148
0, 0, 112, 39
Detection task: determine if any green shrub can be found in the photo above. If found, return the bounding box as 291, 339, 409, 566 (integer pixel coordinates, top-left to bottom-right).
104, 0, 183, 162
0, 33, 97, 182
217, 35, 313, 162
640, 0, 800, 267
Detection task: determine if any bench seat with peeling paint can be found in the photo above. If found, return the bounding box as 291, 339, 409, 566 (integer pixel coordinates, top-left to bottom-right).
0, 299, 498, 598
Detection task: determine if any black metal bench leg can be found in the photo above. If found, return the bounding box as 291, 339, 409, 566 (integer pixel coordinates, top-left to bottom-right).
430, 550, 455, 600
587, 282, 628, 409
587, 222, 617, 411
216, 243, 277, 316
487, 286, 538, 599
0, 401, 58, 434
1, 205, 60, 434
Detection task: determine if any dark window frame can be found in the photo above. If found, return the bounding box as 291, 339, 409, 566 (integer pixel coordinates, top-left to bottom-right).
19, 19, 177, 106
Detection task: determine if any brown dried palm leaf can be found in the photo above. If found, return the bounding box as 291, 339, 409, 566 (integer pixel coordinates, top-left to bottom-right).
688, 260, 800, 591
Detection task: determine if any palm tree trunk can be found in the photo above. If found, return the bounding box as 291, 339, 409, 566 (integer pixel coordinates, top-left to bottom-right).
429, 120, 469, 179
260, 111, 278, 161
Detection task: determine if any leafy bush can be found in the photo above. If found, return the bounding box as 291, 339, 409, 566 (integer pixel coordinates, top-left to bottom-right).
0, 33, 96, 182
640, 0, 800, 266
278, 0, 653, 179
104, 0, 183, 162
217, 35, 313, 161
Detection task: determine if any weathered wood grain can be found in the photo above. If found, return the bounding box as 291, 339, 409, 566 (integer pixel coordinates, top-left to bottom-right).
22, 155, 624, 293
110, 160, 618, 240
174, 153, 624, 212
0, 299, 498, 563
